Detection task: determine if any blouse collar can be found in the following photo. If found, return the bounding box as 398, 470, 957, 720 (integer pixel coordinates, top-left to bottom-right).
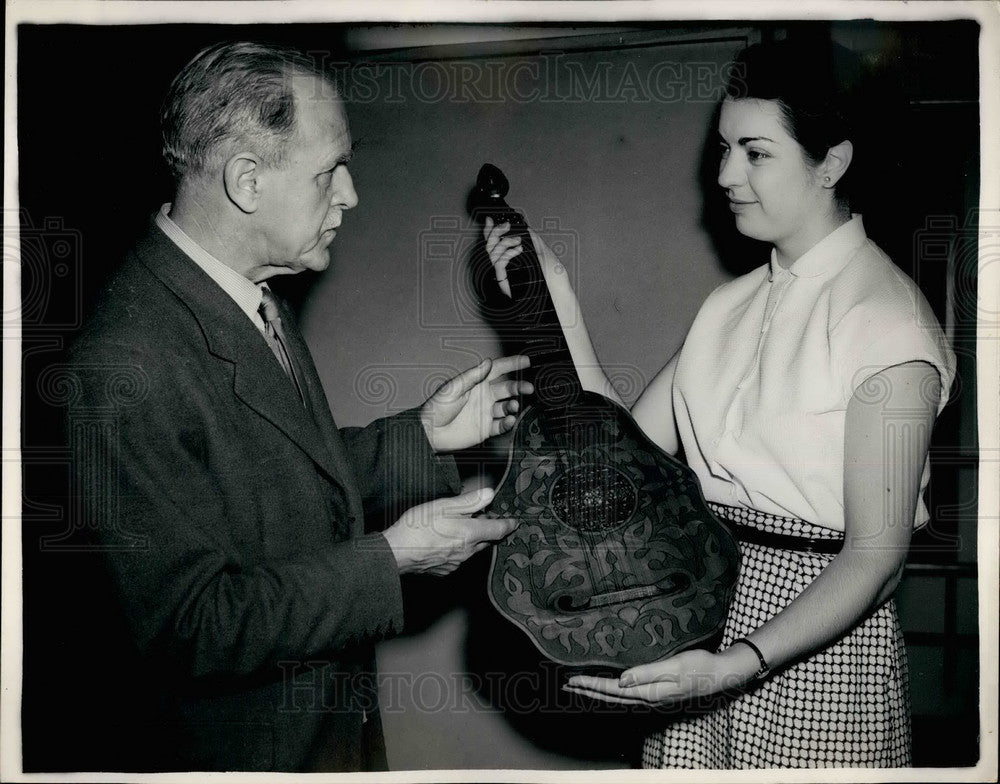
768, 214, 867, 281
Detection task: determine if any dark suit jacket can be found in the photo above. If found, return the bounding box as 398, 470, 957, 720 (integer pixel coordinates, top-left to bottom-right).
65, 221, 460, 771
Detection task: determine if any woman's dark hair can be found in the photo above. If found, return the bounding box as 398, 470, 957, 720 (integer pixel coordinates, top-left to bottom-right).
725, 39, 870, 211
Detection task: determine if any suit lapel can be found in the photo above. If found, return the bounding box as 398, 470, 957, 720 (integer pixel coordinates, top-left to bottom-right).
274, 299, 365, 525
133, 221, 346, 486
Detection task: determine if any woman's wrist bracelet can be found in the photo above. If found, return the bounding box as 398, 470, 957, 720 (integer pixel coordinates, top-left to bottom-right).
733, 637, 771, 681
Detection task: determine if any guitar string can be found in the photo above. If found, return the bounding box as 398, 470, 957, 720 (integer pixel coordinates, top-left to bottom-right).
505, 222, 611, 612
512, 252, 649, 607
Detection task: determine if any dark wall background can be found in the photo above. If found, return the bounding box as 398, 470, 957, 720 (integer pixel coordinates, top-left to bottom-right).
16, 20, 981, 771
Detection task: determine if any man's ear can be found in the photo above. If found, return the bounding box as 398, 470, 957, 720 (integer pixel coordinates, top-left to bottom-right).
820, 140, 854, 188
224, 153, 262, 213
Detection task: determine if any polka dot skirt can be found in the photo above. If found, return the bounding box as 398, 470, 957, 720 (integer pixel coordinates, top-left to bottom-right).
641, 504, 912, 769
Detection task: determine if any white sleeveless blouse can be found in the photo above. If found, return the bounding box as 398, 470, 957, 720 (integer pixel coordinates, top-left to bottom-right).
672, 215, 956, 531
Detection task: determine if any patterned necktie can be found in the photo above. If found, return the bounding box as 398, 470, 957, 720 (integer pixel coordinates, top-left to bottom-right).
259, 286, 305, 406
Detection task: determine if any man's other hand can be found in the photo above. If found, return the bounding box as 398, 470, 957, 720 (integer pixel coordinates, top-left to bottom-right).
419, 356, 532, 453
381, 488, 518, 575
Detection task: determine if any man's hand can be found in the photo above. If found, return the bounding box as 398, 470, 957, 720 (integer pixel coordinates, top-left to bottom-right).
381, 488, 519, 575
420, 356, 533, 453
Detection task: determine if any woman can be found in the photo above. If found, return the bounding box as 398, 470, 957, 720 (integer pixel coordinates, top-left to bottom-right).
483, 40, 955, 768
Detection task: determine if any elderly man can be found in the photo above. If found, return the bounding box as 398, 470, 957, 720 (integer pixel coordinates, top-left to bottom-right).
66, 41, 526, 772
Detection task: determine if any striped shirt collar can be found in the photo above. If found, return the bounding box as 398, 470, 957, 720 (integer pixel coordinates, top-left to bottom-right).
155, 203, 266, 331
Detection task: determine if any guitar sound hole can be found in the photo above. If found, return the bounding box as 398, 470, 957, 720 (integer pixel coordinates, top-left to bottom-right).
550, 464, 637, 533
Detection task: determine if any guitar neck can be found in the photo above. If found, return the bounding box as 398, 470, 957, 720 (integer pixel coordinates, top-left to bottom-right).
488, 206, 583, 409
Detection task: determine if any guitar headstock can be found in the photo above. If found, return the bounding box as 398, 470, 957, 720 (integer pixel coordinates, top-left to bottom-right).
475, 163, 509, 202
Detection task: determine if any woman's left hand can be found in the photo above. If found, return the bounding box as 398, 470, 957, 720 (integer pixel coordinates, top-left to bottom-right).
563, 644, 759, 706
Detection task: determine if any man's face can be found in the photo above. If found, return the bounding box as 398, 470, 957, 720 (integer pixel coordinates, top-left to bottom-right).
252, 74, 358, 279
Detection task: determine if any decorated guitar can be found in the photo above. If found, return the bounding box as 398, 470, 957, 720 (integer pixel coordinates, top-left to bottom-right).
471, 163, 740, 669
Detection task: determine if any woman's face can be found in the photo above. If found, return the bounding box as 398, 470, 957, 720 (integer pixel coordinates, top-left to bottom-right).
717, 97, 832, 258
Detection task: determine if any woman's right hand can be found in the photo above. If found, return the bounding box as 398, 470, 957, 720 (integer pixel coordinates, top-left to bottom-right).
483, 217, 521, 298
482, 214, 624, 407
483, 217, 566, 299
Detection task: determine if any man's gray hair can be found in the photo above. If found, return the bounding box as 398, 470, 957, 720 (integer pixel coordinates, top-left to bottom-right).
161, 41, 333, 182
